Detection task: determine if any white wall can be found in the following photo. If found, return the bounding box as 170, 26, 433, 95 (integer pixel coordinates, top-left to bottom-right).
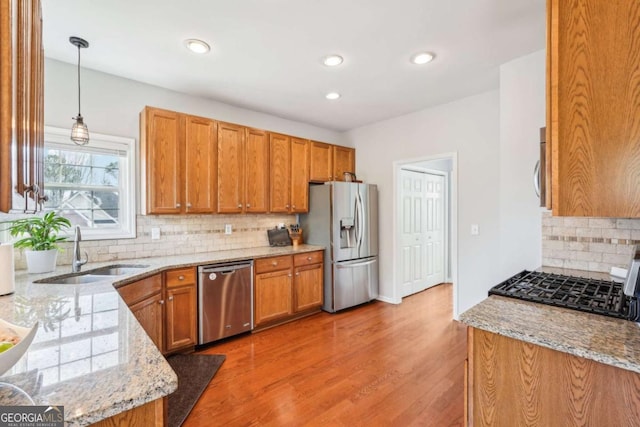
499, 50, 545, 277
44, 58, 346, 146
345, 91, 501, 317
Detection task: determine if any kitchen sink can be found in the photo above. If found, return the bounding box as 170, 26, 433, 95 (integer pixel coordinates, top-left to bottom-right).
85, 264, 149, 276
35, 264, 149, 285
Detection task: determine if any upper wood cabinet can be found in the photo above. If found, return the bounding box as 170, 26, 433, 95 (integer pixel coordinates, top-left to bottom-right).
1, 0, 45, 212
548, 0, 640, 217
290, 137, 310, 213
141, 107, 217, 214
269, 133, 291, 213
310, 141, 356, 183
309, 141, 333, 182
217, 122, 269, 214
333, 146, 355, 182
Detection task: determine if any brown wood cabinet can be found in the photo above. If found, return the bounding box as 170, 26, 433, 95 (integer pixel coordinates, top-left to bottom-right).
164, 267, 197, 353
140, 107, 217, 214
117, 274, 164, 350
270, 134, 310, 213
254, 251, 323, 329
92, 399, 164, 427
467, 327, 640, 426
547, 0, 640, 217
310, 141, 356, 183
117, 268, 197, 355
1, 0, 44, 212
333, 145, 356, 182
217, 122, 269, 213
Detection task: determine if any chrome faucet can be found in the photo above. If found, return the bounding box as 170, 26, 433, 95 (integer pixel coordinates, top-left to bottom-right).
72, 226, 88, 272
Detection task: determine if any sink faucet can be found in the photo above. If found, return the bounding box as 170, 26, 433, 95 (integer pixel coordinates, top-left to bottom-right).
72, 226, 88, 273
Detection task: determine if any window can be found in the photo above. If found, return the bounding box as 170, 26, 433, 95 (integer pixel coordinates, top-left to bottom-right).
43, 126, 136, 240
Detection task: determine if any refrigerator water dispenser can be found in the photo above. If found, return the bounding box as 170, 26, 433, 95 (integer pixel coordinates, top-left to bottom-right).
340, 217, 355, 248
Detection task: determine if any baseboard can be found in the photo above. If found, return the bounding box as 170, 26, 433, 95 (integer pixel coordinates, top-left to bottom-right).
376, 295, 401, 304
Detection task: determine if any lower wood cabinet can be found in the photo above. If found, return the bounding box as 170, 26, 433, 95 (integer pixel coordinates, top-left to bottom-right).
467, 327, 640, 426
92, 398, 165, 427
117, 268, 197, 355
254, 251, 323, 329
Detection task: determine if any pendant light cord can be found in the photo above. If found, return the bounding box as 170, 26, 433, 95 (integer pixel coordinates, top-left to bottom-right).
77, 44, 81, 117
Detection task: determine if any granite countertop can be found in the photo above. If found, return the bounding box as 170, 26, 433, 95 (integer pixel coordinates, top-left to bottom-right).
459, 267, 640, 374
0, 244, 323, 426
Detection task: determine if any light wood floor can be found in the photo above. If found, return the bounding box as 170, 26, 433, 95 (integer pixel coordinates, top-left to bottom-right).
185, 283, 467, 426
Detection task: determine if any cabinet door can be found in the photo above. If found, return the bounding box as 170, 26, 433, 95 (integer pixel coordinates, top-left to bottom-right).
129, 292, 164, 351
184, 115, 216, 213
333, 146, 355, 182
549, 0, 640, 217
269, 133, 291, 213
254, 269, 292, 326
309, 141, 333, 182
165, 284, 197, 353
217, 122, 245, 213
290, 138, 309, 213
293, 263, 323, 312
142, 108, 182, 214
245, 128, 269, 213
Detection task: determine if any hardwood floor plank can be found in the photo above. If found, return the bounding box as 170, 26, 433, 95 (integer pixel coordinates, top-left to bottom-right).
184, 283, 466, 426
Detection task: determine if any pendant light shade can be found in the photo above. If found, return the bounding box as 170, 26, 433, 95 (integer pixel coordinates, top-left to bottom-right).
69, 36, 89, 145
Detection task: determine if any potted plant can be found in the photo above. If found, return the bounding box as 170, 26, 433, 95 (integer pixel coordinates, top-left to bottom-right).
7, 212, 71, 274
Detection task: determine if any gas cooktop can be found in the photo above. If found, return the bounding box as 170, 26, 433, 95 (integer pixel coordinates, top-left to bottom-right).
489, 270, 634, 320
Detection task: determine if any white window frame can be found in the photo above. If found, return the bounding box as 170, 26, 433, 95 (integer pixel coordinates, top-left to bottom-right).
44, 126, 136, 240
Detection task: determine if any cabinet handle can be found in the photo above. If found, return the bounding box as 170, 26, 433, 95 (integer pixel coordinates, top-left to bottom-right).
159, 300, 165, 305
237, 203, 243, 208
176, 203, 181, 208
186, 202, 192, 208
178, 275, 185, 281
246, 203, 251, 208
168, 296, 174, 301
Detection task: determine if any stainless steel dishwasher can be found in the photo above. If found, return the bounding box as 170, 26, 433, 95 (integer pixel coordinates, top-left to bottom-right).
198, 261, 253, 345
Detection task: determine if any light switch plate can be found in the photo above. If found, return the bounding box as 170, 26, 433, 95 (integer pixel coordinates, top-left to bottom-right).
151, 227, 160, 240
471, 224, 479, 235
225, 224, 232, 235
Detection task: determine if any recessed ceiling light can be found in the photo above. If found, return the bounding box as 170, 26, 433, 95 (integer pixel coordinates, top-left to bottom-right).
325, 92, 341, 100
184, 39, 211, 54
411, 52, 435, 65
323, 54, 344, 67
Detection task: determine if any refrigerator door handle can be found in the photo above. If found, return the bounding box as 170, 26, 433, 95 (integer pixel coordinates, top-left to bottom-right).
336, 258, 377, 268
357, 190, 365, 249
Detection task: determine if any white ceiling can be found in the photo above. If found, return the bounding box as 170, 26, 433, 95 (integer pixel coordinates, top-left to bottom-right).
42, 0, 546, 132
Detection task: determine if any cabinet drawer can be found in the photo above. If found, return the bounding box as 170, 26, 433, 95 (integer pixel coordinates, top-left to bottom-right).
117, 274, 162, 306
165, 267, 197, 288
294, 251, 323, 267
255, 255, 293, 274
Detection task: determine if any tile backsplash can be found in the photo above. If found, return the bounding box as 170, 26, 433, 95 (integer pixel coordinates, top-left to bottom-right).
2, 213, 295, 270
542, 211, 640, 273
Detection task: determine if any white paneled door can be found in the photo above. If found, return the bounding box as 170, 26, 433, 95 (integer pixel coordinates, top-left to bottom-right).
399, 169, 445, 298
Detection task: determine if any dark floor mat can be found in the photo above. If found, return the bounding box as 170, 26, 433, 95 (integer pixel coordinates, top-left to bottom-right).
166, 354, 226, 427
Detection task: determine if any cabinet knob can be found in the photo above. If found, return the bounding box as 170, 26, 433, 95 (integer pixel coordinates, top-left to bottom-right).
168, 296, 174, 301
307, 257, 312, 261
246, 203, 251, 208
288, 273, 292, 277
186, 202, 192, 208
295, 272, 300, 276
159, 300, 165, 305
176, 203, 181, 208
178, 275, 185, 281
272, 261, 278, 266
286, 204, 290, 208
292, 205, 296, 209
238, 203, 243, 208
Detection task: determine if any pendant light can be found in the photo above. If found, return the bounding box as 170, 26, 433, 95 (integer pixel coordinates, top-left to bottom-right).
69, 36, 90, 145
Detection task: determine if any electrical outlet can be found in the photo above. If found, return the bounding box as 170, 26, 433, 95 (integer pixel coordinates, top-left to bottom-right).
471, 224, 479, 235
225, 224, 232, 235
151, 227, 161, 240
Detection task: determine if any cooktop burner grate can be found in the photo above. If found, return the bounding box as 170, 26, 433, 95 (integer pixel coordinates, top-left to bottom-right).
489, 270, 630, 320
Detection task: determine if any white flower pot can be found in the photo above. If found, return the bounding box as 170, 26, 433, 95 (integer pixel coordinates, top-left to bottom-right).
24, 249, 58, 274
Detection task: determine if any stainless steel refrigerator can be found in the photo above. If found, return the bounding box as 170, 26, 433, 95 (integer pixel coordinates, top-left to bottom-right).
300, 182, 379, 312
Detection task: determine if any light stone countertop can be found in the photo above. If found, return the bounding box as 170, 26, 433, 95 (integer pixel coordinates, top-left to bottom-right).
0, 244, 324, 426
459, 267, 640, 374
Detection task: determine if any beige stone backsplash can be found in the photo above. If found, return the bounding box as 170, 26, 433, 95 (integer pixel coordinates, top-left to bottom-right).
7, 213, 295, 271
542, 211, 640, 273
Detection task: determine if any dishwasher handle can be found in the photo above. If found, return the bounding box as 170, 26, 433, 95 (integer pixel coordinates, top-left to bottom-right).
199, 262, 252, 274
